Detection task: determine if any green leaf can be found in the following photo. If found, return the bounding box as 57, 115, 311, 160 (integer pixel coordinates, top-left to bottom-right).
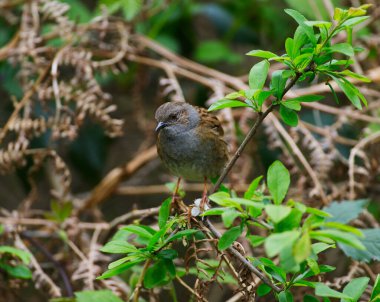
257, 283, 272, 296
312, 242, 335, 255
305, 21, 332, 29
327, 43, 355, 57
342, 277, 369, 302
293, 53, 313, 69
280, 105, 298, 126
144, 261, 168, 289
208, 192, 233, 207
293, 232, 311, 263
246, 50, 278, 59
315, 283, 351, 299
0, 246, 31, 264
339, 229, 380, 262
323, 222, 363, 237
0, 263, 32, 279
278, 290, 294, 302
309, 230, 365, 250
158, 198, 171, 229
201, 207, 227, 216
122, 0, 142, 21
121, 225, 155, 239
222, 208, 241, 228
75, 290, 123, 302
264, 230, 300, 257
303, 295, 320, 302
324, 199, 368, 224
330, 75, 367, 109
256, 90, 273, 107
208, 99, 249, 111
333, 7, 345, 21
285, 38, 295, 59
108, 256, 136, 270
286, 95, 324, 102
225, 92, 244, 99
338, 70, 371, 82
165, 229, 198, 244
100, 240, 137, 254
305, 207, 331, 217
293, 26, 308, 55
340, 16, 370, 28
265, 205, 291, 223
371, 274, 380, 301
267, 160, 291, 205
249, 60, 270, 90
218, 226, 243, 251
282, 100, 301, 111
247, 235, 266, 247
284, 9, 316, 45
97, 259, 143, 279
270, 70, 288, 99
275, 208, 303, 232
244, 176, 263, 199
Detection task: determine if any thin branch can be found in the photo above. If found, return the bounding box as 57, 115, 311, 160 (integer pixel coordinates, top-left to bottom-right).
175, 276, 208, 302
80, 145, 157, 211
348, 131, 380, 199
116, 183, 250, 195
202, 220, 281, 293
211, 104, 275, 193
14, 234, 62, 297
20, 232, 74, 297
132, 259, 151, 302
0, 64, 51, 144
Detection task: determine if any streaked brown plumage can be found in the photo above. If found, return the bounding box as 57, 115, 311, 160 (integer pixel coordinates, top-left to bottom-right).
155, 102, 228, 181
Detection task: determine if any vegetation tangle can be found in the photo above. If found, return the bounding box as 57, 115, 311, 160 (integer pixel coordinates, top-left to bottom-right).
0, 1, 379, 302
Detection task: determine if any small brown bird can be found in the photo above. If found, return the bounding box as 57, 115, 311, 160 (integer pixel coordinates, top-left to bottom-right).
155, 101, 228, 205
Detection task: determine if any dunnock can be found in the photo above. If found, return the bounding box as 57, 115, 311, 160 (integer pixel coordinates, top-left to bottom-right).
155, 102, 228, 204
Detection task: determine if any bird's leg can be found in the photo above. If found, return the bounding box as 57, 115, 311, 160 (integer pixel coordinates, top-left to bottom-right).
200, 177, 208, 210
172, 177, 182, 205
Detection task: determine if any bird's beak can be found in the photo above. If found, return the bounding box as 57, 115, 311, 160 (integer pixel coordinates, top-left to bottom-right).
155, 121, 168, 132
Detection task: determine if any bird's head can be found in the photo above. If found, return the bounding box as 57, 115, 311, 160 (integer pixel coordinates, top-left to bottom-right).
155, 102, 199, 134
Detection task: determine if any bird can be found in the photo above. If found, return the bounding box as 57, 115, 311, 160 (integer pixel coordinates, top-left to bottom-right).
155, 101, 228, 208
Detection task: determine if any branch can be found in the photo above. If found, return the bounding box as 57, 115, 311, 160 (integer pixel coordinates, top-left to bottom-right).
80, 145, 157, 212
20, 232, 74, 297
211, 104, 275, 193
202, 220, 281, 293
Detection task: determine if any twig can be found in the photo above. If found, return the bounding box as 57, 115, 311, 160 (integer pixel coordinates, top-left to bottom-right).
132, 258, 151, 302
14, 234, 62, 297
175, 276, 208, 302
80, 145, 157, 211
211, 104, 275, 193
348, 131, 380, 199
0, 64, 51, 144
116, 183, 250, 195
0, 216, 109, 229
202, 220, 281, 293
109, 207, 160, 229
20, 232, 74, 297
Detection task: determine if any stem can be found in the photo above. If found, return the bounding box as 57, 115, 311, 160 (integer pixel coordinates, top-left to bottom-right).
211, 104, 275, 193
203, 220, 281, 293
132, 258, 152, 302
212, 69, 306, 194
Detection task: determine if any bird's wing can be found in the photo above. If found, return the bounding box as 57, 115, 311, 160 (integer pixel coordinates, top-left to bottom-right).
195, 106, 224, 136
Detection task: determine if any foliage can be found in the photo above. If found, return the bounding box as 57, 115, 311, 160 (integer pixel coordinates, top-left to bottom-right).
0, 245, 32, 279
210, 4, 371, 127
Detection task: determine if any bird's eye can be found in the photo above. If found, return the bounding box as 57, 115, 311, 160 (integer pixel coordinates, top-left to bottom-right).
169, 113, 177, 120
